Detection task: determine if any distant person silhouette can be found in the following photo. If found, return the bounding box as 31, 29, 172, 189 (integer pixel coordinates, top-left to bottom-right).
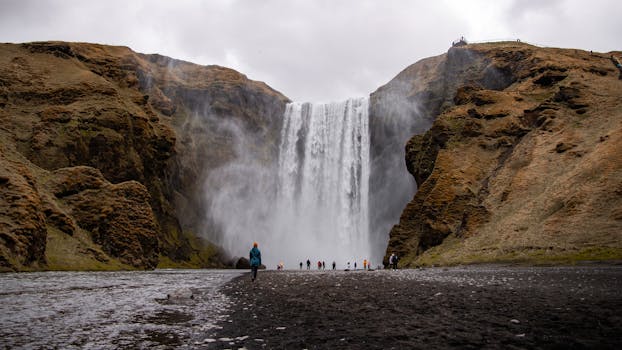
300, 262, 303, 269
307, 259, 311, 270
249, 242, 261, 282
332, 261, 336, 270
322, 261, 326, 270
389, 253, 399, 270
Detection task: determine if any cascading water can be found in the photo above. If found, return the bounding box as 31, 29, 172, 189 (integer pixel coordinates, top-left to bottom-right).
272, 97, 371, 268
206, 97, 378, 269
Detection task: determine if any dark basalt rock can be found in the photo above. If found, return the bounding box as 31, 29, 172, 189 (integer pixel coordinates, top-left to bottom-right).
235, 257, 251, 269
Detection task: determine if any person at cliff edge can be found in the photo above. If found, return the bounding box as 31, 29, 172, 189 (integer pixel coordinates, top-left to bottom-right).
249, 242, 262, 282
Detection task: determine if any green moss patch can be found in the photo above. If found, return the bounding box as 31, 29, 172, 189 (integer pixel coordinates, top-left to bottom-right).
45, 225, 134, 271
157, 230, 223, 269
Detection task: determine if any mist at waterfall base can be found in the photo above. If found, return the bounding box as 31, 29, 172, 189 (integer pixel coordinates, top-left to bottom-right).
205, 99, 367, 268
204, 95, 426, 269
274, 99, 370, 268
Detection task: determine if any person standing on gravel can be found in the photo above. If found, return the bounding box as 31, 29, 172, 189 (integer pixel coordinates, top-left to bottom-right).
307, 259, 311, 270
390, 253, 399, 270
249, 242, 261, 282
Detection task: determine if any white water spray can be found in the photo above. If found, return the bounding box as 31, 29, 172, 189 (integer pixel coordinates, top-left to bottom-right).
206, 97, 375, 269
272, 98, 371, 268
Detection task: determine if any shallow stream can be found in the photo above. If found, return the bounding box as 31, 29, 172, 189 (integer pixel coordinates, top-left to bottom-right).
0, 269, 242, 349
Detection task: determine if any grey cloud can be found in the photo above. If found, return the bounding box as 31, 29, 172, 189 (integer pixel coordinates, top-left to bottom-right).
1, 0, 620, 101
507, 0, 564, 18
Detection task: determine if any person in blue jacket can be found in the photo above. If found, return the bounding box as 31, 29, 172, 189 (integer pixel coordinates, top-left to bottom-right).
249, 242, 262, 282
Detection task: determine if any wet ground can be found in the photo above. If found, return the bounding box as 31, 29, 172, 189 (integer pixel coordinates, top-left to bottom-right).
210, 265, 622, 349
0, 269, 241, 349
2, 266, 621, 349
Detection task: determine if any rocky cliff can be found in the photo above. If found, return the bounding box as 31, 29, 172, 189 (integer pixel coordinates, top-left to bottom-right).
3, 40, 620, 271
0, 42, 288, 271
381, 42, 622, 266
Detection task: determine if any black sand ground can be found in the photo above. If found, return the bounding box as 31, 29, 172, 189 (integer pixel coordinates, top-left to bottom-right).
207, 265, 622, 349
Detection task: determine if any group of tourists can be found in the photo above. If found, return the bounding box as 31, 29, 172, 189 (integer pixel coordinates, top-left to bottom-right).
296, 259, 373, 271
248, 242, 400, 282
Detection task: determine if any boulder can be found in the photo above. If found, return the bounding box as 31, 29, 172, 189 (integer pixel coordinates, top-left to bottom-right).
235, 257, 250, 269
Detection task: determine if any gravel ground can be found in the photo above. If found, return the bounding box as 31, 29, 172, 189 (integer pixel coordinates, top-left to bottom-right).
204, 265, 622, 349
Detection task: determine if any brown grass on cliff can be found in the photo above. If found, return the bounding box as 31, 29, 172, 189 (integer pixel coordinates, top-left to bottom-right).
0, 41, 288, 271
386, 43, 622, 266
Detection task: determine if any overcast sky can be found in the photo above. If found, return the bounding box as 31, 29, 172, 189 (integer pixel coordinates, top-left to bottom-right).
1, 0, 620, 102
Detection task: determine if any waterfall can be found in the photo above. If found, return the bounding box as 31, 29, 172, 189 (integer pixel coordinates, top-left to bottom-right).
206, 97, 375, 269
272, 97, 371, 268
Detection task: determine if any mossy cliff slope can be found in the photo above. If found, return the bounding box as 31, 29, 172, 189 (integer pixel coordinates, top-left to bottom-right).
0, 42, 288, 271
383, 42, 622, 266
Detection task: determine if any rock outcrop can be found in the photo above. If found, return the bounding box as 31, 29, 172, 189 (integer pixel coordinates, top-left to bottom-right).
382, 42, 622, 265
0, 42, 288, 271
0, 150, 47, 270
46, 166, 159, 268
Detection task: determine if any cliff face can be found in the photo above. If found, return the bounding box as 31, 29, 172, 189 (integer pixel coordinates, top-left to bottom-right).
0, 42, 288, 271
384, 42, 622, 265
368, 46, 513, 249
3, 40, 619, 271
